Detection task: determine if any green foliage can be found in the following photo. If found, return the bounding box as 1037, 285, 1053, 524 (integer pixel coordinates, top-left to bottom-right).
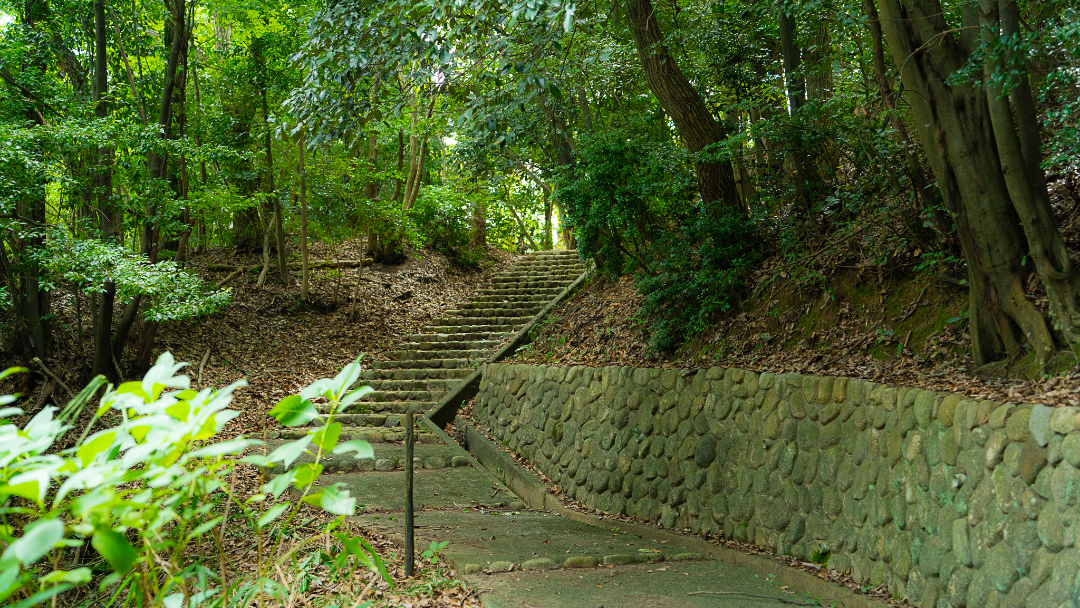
0, 353, 388, 607
557, 129, 694, 277
559, 128, 759, 352
410, 185, 481, 264
635, 206, 760, 352
35, 232, 231, 323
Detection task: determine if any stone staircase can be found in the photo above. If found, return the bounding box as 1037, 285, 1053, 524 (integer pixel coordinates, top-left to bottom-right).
268, 249, 586, 475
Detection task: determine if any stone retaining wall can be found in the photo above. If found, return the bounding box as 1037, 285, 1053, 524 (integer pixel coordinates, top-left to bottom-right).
473, 363, 1080, 607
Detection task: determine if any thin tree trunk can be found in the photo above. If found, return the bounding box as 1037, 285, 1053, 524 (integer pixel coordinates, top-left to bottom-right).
299, 132, 309, 300
259, 88, 287, 283
93, 0, 119, 238
108, 5, 147, 125
92, 280, 115, 379
392, 130, 404, 203
349, 238, 365, 320
543, 190, 553, 250
143, 0, 186, 260
778, 9, 805, 110
625, 0, 740, 210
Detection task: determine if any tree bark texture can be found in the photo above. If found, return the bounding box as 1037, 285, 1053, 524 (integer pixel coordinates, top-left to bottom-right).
877, 0, 1080, 367
625, 0, 740, 210
861, 0, 943, 229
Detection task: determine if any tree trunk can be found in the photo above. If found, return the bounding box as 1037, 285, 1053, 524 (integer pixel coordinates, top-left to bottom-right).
142, 0, 186, 260
299, 132, 309, 300
471, 198, 487, 249
93, 0, 119, 238
625, 0, 740, 210
861, 0, 943, 230
259, 86, 287, 284
543, 190, 553, 250
92, 280, 115, 379
391, 130, 405, 204
877, 0, 1075, 367
778, 9, 805, 111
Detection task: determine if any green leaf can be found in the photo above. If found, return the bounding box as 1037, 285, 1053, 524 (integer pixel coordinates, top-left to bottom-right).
0, 367, 28, 382
240, 454, 273, 467
319, 483, 356, 516
268, 395, 318, 427
268, 436, 312, 468
116, 381, 150, 402
257, 504, 291, 529
185, 438, 261, 460
187, 517, 224, 540
76, 431, 117, 466
340, 386, 374, 408
356, 536, 393, 587
332, 439, 374, 460
263, 469, 298, 497
292, 463, 323, 489
0, 518, 63, 569
91, 530, 136, 575
548, 83, 562, 100
39, 567, 92, 585
312, 422, 342, 452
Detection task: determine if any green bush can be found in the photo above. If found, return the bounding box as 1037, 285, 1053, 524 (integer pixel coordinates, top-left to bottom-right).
557, 128, 760, 352
0, 353, 389, 607
410, 186, 486, 266
635, 206, 760, 352
556, 130, 694, 277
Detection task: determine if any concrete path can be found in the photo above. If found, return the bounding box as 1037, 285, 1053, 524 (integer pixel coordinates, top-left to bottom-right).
357, 509, 803, 608
268, 250, 882, 608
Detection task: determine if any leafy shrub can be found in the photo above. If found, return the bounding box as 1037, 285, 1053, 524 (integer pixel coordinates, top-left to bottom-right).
410, 185, 486, 266
635, 205, 760, 352
556, 130, 694, 277
0, 353, 387, 607
558, 128, 759, 352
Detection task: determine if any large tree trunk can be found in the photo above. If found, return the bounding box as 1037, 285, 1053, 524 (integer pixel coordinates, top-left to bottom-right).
878, 0, 1077, 368
861, 0, 944, 233
625, 0, 740, 210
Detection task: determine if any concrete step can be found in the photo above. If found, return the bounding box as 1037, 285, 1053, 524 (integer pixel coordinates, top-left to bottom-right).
469, 294, 551, 304
429, 316, 534, 327
489, 279, 574, 289
386, 348, 488, 361
478, 287, 563, 297
269, 427, 437, 445
354, 400, 439, 414
362, 378, 462, 392
443, 306, 540, 318
494, 272, 579, 281
408, 331, 508, 342
397, 339, 501, 351
357, 389, 448, 403
371, 358, 480, 370
458, 302, 542, 312
423, 324, 524, 334
360, 368, 472, 381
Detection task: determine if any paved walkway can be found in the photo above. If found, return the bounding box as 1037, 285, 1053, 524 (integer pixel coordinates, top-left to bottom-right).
269, 250, 880, 607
